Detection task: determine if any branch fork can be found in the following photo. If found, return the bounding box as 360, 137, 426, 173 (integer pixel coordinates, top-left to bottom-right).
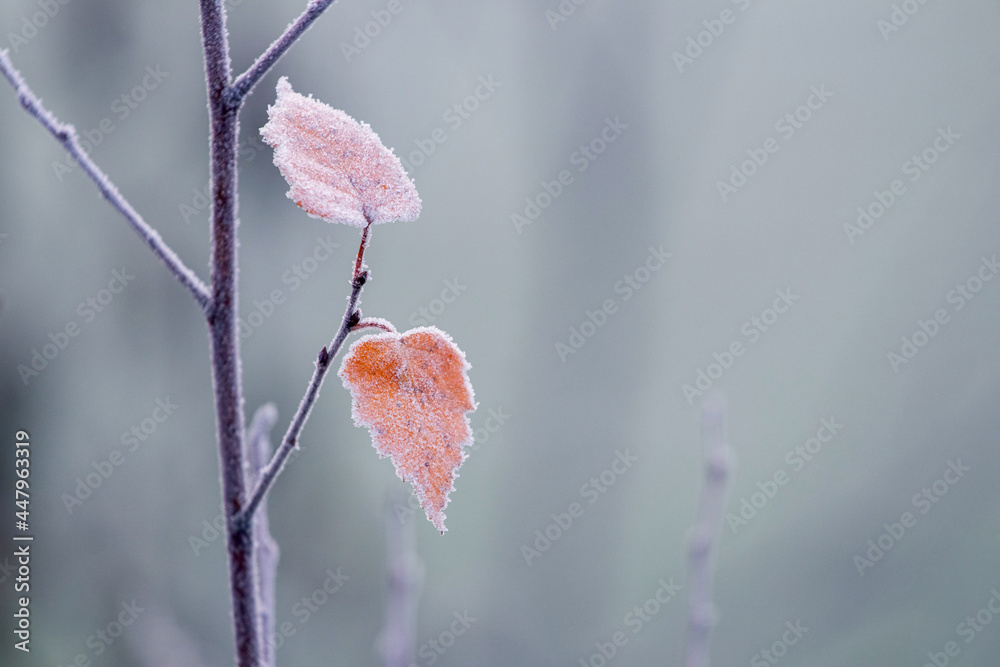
2, 3, 345, 666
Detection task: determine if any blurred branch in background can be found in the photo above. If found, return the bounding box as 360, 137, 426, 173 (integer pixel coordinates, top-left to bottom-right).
248, 403, 281, 667
377, 490, 425, 667
684, 394, 734, 667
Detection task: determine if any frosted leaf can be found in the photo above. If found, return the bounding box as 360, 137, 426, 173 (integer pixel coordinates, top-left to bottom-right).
339, 327, 477, 533
260, 77, 421, 227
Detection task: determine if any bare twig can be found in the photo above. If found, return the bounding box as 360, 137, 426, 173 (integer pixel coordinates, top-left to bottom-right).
237, 267, 367, 528
238, 222, 376, 527
206, 2, 341, 661
248, 403, 281, 667
5, 0, 346, 664
378, 490, 424, 667
0, 49, 211, 313
198, 1, 260, 665
229, 0, 340, 104
684, 393, 734, 667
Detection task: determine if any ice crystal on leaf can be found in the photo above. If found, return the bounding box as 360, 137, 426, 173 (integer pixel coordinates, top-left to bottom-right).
339, 327, 476, 533
260, 77, 421, 227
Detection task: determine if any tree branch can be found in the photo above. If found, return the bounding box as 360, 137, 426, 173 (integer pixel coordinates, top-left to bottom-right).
237, 268, 367, 528
0, 49, 211, 313
237, 222, 375, 528
228, 0, 340, 104
199, 1, 259, 666
684, 393, 735, 667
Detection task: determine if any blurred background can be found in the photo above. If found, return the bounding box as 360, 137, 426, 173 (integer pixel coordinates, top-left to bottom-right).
2, 1, 1000, 665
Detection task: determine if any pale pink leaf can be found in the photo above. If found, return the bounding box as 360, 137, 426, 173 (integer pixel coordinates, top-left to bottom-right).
260, 77, 421, 227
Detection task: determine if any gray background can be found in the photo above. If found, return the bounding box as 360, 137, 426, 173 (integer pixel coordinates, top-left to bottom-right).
2, 0, 1000, 665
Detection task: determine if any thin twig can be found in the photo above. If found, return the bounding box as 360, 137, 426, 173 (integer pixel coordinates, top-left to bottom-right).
228, 0, 340, 104
684, 393, 734, 667
248, 403, 281, 667
238, 222, 375, 527
237, 268, 366, 528
0, 49, 211, 313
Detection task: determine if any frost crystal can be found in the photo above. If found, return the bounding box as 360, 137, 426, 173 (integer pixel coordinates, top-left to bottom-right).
260, 77, 421, 227
339, 327, 477, 533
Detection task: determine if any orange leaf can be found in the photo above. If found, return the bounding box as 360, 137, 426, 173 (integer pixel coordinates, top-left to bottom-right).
260, 77, 421, 227
339, 327, 477, 533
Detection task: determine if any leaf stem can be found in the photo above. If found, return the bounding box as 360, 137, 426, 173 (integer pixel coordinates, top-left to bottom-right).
355, 220, 373, 280
353, 317, 397, 334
